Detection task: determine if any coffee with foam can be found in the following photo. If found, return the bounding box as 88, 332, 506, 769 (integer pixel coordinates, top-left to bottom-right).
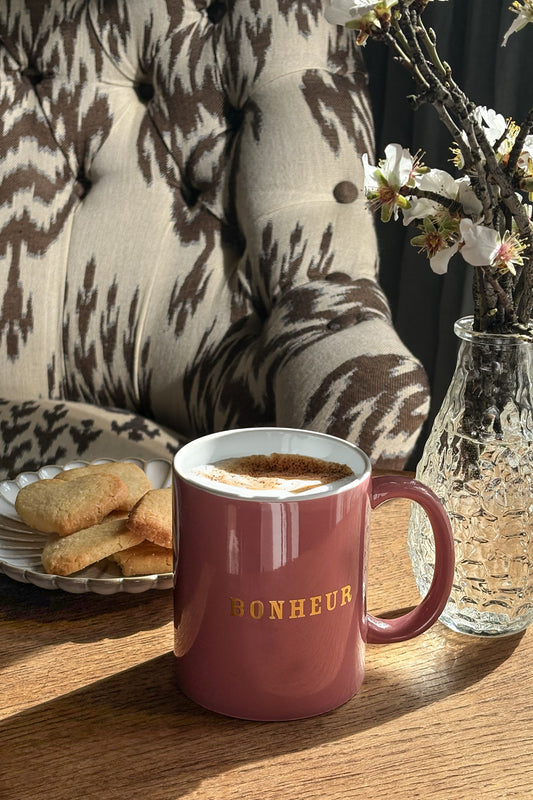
194, 452, 354, 495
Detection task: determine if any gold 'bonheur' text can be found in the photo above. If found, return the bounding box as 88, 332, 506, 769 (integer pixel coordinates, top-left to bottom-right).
230, 585, 353, 620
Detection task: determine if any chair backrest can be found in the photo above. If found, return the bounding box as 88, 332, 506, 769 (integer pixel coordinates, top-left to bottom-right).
0, 1, 429, 472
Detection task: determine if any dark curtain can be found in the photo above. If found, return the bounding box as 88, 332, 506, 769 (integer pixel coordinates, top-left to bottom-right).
363, 1, 533, 467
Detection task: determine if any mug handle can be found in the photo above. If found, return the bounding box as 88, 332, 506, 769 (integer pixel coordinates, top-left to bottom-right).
366, 475, 455, 644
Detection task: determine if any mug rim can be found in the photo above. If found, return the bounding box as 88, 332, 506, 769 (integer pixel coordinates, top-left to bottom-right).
173, 427, 371, 502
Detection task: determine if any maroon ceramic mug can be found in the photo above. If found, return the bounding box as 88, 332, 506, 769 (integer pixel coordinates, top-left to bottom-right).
173, 427, 454, 721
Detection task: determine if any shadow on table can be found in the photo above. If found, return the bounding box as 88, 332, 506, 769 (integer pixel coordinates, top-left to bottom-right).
0, 621, 523, 800
0, 573, 172, 624
0, 575, 173, 673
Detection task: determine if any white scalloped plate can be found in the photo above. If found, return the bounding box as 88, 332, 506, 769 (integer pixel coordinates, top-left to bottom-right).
0, 458, 173, 594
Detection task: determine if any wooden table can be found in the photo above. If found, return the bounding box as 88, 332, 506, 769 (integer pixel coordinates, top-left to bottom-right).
1, 489, 531, 800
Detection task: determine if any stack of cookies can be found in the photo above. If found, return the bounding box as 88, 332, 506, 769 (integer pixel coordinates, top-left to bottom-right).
14, 462, 173, 577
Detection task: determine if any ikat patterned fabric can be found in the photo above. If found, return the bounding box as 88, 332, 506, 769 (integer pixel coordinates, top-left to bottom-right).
0, 0, 430, 478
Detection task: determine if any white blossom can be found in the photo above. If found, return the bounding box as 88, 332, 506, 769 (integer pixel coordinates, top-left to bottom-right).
362, 143, 417, 221
455, 106, 521, 167
518, 135, 533, 172
455, 177, 484, 218
363, 143, 415, 189
401, 169, 482, 225
324, 0, 396, 26
430, 242, 459, 275
475, 106, 507, 147
459, 219, 524, 275
502, 0, 533, 46
459, 219, 501, 267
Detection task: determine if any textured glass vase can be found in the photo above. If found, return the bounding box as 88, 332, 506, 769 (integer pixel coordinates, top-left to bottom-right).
407, 316, 533, 636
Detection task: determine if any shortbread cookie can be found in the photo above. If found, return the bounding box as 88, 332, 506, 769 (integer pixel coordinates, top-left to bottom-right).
109, 540, 173, 576
127, 487, 172, 548
15, 474, 129, 536
56, 461, 152, 510
41, 517, 144, 576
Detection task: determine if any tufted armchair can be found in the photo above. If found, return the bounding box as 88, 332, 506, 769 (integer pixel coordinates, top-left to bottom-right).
0, 0, 430, 480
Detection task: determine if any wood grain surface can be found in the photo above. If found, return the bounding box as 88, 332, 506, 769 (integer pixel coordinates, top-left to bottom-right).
0, 490, 531, 800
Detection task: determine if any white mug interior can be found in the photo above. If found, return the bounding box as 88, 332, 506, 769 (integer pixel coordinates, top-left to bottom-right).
174, 427, 370, 500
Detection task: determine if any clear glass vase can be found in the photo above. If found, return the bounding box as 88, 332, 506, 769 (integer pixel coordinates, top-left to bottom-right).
407, 316, 533, 636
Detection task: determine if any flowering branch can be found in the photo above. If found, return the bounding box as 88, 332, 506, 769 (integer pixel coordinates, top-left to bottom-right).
325, 0, 533, 335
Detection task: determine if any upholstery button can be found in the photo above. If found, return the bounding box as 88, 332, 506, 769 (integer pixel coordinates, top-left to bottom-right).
181, 183, 199, 208
207, 1, 227, 23
73, 170, 91, 199
333, 181, 358, 204
226, 105, 244, 131
327, 319, 342, 332
21, 65, 43, 86
135, 82, 154, 104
